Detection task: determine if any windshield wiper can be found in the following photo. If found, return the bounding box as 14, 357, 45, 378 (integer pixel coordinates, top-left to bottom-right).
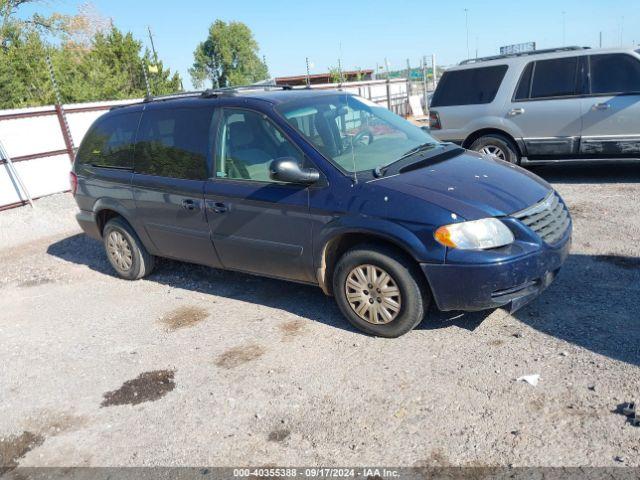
373, 142, 439, 178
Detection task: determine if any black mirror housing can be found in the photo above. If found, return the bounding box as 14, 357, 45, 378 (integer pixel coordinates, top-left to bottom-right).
269, 157, 320, 184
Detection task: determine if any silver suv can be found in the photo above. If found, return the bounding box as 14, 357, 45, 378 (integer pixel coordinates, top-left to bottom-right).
429, 46, 640, 164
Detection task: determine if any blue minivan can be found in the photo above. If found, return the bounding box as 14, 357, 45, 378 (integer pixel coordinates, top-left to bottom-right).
71, 87, 572, 337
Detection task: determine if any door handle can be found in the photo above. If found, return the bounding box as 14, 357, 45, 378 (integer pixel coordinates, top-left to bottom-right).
181, 199, 198, 211
207, 201, 228, 214
507, 108, 525, 117
592, 102, 610, 111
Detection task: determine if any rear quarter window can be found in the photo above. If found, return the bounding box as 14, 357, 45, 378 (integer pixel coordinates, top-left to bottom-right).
134, 106, 215, 180
76, 111, 140, 169
430, 65, 508, 107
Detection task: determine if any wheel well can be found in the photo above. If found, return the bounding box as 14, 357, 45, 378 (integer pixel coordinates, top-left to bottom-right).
462, 128, 521, 156
319, 233, 419, 296
96, 209, 122, 236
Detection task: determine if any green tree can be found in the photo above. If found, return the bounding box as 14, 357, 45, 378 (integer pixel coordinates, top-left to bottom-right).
189, 20, 268, 88
0, 23, 182, 109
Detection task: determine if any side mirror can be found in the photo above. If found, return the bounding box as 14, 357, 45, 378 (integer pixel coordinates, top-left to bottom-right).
269, 157, 320, 184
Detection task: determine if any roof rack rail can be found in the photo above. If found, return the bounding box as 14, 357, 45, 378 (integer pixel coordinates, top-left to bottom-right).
459, 46, 590, 65
143, 90, 206, 103
141, 84, 294, 103
201, 84, 293, 97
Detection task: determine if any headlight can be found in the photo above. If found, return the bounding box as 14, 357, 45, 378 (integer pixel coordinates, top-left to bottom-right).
434, 218, 514, 250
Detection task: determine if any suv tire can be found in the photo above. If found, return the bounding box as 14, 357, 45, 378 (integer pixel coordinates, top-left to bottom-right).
103, 217, 155, 280
470, 134, 520, 164
333, 244, 430, 337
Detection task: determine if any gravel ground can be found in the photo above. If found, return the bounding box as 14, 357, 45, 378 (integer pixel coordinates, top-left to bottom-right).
0, 164, 639, 468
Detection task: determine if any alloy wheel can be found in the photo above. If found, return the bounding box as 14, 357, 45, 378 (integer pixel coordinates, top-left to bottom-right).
479, 145, 506, 160
345, 264, 402, 324
107, 230, 133, 272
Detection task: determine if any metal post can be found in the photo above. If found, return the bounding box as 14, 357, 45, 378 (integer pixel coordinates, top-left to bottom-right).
0, 140, 34, 208
46, 55, 75, 162
431, 54, 438, 90
406, 58, 412, 116
422, 56, 428, 111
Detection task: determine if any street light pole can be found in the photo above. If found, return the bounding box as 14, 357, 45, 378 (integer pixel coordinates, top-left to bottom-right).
464, 8, 470, 60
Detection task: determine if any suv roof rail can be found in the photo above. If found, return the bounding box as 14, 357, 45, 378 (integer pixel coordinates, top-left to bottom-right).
459, 46, 591, 65
142, 90, 206, 103
201, 84, 293, 97
141, 84, 294, 103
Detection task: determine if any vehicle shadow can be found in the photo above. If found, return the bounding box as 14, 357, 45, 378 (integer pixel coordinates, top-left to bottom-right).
47, 234, 639, 365
528, 162, 640, 184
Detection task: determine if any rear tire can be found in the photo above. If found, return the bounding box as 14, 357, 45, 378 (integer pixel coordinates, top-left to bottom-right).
470, 134, 520, 164
332, 244, 430, 337
103, 217, 155, 280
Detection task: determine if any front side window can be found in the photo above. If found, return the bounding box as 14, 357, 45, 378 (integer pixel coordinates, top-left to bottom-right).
431, 65, 508, 107
530, 57, 578, 98
134, 106, 214, 180
76, 112, 140, 168
590, 54, 640, 95
277, 94, 440, 173
216, 109, 304, 182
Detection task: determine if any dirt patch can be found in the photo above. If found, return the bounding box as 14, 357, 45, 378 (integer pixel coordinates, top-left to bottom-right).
160, 306, 209, 331
267, 429, 290, 442
215, 344, 265, 369
23, 411, 87, 437
594, 255, 640, 270
279, 319, 306, 339
0, 431, 44, 473
101, 370, 176, 407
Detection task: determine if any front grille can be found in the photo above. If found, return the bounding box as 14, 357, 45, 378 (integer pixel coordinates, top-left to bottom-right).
512, 192, 571, 244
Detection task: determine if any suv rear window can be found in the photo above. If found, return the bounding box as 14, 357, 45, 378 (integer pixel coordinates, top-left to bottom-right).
530, 57, 578, 99
134, 106, 214, 180
430, 65, 508, 107
590, 53, 640, 94
76, 112, 140, 169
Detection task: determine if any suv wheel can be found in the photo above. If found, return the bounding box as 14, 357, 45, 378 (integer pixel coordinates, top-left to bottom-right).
333, 244, 430, 337
103, 217, 155, 280
470, 134, 520, 164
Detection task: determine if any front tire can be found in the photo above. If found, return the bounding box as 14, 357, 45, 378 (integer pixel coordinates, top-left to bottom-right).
470, 134, 520, 164
332, 244, 430, 337
103, 217, 155, 280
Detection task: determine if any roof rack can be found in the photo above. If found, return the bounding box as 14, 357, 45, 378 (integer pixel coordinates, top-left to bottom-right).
459, 46, 590, 65
142, 90, 206, 103
201, 84, 293, 97
142, 84, 294, 103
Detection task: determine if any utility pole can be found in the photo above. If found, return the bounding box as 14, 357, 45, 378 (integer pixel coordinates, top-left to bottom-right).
464, 8, 470, 60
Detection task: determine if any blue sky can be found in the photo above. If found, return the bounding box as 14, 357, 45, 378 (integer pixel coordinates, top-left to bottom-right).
20, 0, 640, 88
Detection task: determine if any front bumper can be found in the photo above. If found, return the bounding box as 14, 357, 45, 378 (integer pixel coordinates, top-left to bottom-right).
421, 230, 571, 312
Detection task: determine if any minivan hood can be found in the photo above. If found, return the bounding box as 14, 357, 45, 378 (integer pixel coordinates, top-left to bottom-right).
375, 150, 552, 220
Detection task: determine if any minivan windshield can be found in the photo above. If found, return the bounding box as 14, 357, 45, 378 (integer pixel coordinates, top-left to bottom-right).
276, 94, 440, 174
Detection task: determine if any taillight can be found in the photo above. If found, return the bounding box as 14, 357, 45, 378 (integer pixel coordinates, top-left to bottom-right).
69, 171, 78, 195
429, 111, 441, 130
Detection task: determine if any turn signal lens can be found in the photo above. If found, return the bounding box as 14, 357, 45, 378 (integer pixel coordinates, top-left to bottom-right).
434, 218, 514, 250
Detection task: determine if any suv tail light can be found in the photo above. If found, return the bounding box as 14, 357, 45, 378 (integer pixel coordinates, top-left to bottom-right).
69, 171, 78, 196
429, 111, 441, 130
